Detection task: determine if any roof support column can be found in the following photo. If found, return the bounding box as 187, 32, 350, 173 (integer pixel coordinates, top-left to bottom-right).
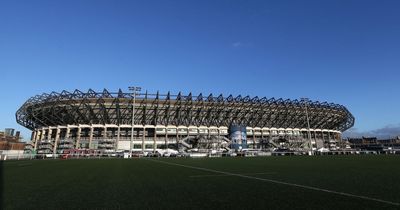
115, 126, 120, 151
53, 128, 60, 156
31, 130, 36, 141
102, 126, 107, 154
153, 128, 156, 153
217, 129, 220, 148
66, 127, 70, 140
36, 128, 45, 151
76, 127, 81, 149
253, 130, 256, 149
104, 126, 107, 139
165, 131, 167, 150
142, 127, 145, 153
89, 126, 94, 149
47, 128, 52, 141
268, 132, 272, 150
176, 129, 179, 151
47, 128, 53, 154
33, 130, 40, 150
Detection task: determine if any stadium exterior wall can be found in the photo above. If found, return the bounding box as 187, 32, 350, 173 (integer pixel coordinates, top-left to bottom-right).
17, 89, 354, 154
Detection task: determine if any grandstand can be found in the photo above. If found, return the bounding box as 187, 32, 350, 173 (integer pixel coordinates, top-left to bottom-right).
16, 88, 354, 156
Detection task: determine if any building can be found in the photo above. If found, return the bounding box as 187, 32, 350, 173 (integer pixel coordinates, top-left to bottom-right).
346, 136, 400, 151
0, 129, 25, 150
16, 88, 354, 155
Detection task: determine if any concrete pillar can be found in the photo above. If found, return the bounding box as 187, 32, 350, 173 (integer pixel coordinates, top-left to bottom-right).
47, 128, 53, 153
34, 129, 41, 150
268, 133, 272, 150
103, 126, 107, 150
320, 131, 323, 147
115, 126, 120, 151
40, 129, 45, 140
66, 127, 71, 140
31, 130, 36, 149
253, 131, 256, 149
53, 128, 60, 155
165, 131, 168, 150
37, 129, 45, 151
76, 127, 81, 149
217, 128, 220, 148
176, 129, 179, 151
89, 126, 94, 149
153, 128, 156, 153
47, 128, 52, 141
35, 129, 40, 139
260, 130, 264, 150
142, 127, 145, 152
31, 130, 36, 141
40, 129, 45, 143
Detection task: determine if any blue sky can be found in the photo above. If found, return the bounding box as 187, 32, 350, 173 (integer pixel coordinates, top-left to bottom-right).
1, 0, 400, 140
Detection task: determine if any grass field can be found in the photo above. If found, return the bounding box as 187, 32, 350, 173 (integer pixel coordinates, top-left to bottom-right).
2, 155, 400, 209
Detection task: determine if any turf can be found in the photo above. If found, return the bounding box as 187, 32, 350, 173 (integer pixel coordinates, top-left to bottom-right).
2, 155, 400, 209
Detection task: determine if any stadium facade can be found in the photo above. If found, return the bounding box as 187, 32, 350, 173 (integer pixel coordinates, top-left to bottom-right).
16, 89, 354, 154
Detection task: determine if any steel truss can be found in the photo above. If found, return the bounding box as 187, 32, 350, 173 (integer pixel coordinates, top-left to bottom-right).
16, 89, 355, 131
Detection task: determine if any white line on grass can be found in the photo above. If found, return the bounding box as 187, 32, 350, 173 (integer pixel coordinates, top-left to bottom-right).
190, 172, 276, 178
147, 159, 400, 207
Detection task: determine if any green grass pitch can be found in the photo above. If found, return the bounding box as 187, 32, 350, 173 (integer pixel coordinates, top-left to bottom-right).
3, 155, 400, 209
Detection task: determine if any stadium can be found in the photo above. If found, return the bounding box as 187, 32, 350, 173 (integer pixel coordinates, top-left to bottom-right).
16, 88, 354, 156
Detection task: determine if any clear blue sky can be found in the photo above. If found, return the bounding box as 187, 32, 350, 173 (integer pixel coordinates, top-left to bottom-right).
1, 0, 400, 140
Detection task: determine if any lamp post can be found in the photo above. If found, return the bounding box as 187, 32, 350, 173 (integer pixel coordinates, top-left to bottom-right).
129, 86, 141, 158
301, 98, 313, 156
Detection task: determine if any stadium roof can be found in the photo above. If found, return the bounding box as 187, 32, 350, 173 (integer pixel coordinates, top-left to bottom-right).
16, 89, 355, 131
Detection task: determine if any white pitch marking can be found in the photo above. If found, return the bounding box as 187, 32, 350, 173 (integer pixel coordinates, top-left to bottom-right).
147, 159, 400, 207
190, 172, 276, 178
